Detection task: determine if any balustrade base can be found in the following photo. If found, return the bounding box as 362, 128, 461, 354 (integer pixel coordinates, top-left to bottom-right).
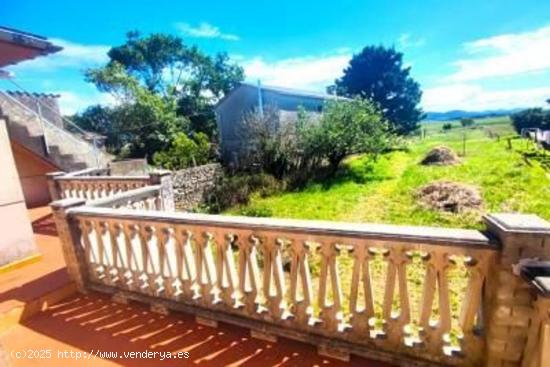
151, 303, 169, 315
86, 283, 444, 367
317, 344, 350, 362
112, 292, 128, 304
251, 329, 278, 343
195, 316, 218, 328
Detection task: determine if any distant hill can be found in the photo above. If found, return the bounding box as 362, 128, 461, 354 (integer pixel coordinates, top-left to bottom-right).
424, 109, 522, 121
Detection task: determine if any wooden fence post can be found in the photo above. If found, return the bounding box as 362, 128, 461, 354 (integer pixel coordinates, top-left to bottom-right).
483, 213, 550, 366
50, 198, 88, 292
149, 170, 175, 212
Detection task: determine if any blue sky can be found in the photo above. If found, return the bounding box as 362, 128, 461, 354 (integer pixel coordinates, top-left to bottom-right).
3, 0, 550, 114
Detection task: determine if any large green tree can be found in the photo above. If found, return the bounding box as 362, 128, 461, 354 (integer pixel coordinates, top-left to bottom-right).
82, 31, 244, 140
85, 62, 188, 159
101, 31, 243, 137
330, 46, 423, 135
77, 31, 244, 166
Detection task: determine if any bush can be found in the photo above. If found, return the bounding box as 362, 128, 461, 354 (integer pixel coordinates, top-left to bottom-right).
238, 206, 273, 217
511, 108, 550, 133
460, 118, 475, 128
204, 173, 283, 213
153, 132, 210, 170
239, 98, 393, 181
311, 98, 392, 173
238, 105, 301, 179
442, 123, 453, 131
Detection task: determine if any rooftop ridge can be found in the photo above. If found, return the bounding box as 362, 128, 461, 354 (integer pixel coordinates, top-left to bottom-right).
5, 90, 61, 98
240, 82, 341, 100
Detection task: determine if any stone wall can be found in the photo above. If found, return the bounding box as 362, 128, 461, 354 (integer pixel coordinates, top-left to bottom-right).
172, 163, 223, 211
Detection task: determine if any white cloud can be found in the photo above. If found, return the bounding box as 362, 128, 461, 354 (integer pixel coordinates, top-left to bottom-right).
422, 83, 550, 111
242, 53, 350, 91
8, 38, 110, 73
398, 33, 425, 49
448, 25, 550, 82
56, 90, 115, 115
175, 22, 239, 41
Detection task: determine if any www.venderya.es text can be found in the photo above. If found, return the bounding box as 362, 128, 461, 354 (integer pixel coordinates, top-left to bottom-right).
10, 349, 190, 361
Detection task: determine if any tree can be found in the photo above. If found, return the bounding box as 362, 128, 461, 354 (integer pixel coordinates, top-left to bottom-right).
107, 31, 191, 94
313, 98, 392, 173
85, 62, 188, 159
330, 46, 423, 135
84, 31, 244, 144
460, 118, 475, 128
442, 122, 453, 131
78, 31, 244, 162
153, 132, 210, 170
511, 108, 550, 133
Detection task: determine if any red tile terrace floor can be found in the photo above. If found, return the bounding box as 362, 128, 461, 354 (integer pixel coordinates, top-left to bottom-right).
0, 207, 394, 367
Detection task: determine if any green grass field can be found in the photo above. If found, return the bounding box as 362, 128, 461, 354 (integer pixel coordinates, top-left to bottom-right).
226, 116, 549, 229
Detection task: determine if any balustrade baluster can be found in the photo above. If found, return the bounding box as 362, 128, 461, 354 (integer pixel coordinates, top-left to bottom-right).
349, 242, 375, 336
237, 234, 263, 314
173, 228, 196, 300
317, 241, 344, 332
261, 237, 288, 320
288, 239, 314, 328
213, 232, 238, 308
193, 232, 219, 304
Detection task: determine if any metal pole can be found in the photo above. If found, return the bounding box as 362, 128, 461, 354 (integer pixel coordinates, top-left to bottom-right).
257, 79, 264, 118
462, 131, 466, 156
36, 101, 49, 155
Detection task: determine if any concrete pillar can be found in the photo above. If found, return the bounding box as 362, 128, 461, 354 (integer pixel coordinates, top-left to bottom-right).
483, 213, 550, 366
45, 171, 65, 201
0, 118, 37, 266
50, 198, 87, 292
149, 170, 175, 212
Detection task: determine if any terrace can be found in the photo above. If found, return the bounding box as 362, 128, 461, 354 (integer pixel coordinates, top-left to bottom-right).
8, 166, 541, 366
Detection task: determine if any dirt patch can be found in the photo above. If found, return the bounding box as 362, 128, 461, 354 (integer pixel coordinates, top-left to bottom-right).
421, 146, 460, 166
416, 181, 482, 213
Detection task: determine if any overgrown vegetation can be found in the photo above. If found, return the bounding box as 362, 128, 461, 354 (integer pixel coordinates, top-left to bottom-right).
239, 98, 394, 182
511, 107, 550, 133
228, 116, 549, 228
224, 116, 548, 334
152, 132, 210, 169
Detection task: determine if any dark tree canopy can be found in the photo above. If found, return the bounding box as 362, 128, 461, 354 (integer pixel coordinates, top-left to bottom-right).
330, 46, 424, 135
511, 108, 550, 133
107, 31, 189, 93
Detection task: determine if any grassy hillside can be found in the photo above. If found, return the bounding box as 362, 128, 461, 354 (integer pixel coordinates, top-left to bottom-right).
226, 116, 549, 229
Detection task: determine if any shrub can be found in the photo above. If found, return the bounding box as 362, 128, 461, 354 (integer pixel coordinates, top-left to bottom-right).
153, 132, 210, 170
204, 173, 283, 213
511, 108, 550, 133
239, 206, 273, 217
442, 123, 453, 131
238, 105, 301, 179
311, 98, 393, 173
460, 118, 475, 128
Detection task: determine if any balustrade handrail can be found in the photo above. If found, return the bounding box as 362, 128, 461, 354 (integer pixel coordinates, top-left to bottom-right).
55, 175, 150, 182
87, 185, 161, 208
66, 204, 494, 248
64, 167, 111, 177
